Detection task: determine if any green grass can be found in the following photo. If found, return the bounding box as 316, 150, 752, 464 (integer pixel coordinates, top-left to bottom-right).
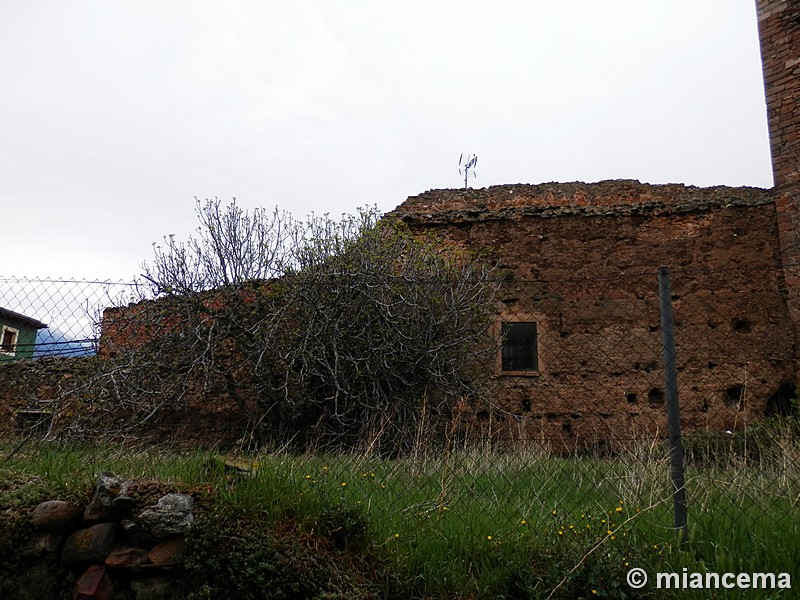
1, 439, 797, 599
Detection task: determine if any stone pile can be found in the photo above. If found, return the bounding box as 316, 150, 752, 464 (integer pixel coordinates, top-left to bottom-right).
21, 472, 195, 600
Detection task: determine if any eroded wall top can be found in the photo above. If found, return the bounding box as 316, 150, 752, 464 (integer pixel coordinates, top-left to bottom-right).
392, 180, 773, 224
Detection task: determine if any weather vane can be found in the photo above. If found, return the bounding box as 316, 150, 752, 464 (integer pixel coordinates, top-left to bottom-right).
459, 154, 477, 189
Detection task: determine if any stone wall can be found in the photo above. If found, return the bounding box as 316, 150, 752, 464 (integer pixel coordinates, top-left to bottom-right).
3, 181, 795, 452
4, 4, 800, 452
392, 180, 796, 450
0, 356, 95, 438
13, 472, 196, 599
0, 356, 249, 447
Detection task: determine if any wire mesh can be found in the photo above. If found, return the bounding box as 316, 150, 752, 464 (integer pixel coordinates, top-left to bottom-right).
0, 269, 797, 574
0, 277, 140, 359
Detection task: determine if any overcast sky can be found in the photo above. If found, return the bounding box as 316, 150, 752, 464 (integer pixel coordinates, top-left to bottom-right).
2, 0, 773, 281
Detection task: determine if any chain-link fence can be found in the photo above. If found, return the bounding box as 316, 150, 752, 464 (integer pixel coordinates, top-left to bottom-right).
1, 269, 798, 586
0, 277, 141, 359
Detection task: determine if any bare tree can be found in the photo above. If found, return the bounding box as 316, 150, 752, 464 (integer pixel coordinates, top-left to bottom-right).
94, 200, 497, 452
270, 212, 498, 452
142, 197, 296, 294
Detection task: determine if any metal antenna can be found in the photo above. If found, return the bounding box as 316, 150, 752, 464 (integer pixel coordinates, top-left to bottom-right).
459, 154, 478, 189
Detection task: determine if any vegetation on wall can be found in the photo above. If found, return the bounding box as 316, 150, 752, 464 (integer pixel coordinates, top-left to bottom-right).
94, 199, 499, 452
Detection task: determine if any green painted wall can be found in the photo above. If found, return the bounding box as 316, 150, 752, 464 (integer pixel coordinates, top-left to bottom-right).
0, 318, 39, 362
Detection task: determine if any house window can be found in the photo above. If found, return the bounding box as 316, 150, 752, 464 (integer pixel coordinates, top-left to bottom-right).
1, 326, 19, 355
501, 321, 538, 372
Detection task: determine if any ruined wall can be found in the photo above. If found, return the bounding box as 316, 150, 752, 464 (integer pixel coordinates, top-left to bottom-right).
2, 181, 795, 452
0, 356, 249, 447
393, 180, 796, 451
3, 5, 799, 452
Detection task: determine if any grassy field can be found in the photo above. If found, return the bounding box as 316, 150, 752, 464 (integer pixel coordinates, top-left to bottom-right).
1, 436, 797, 599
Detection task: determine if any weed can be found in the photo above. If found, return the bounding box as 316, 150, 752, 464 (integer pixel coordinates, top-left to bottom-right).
0, 438, 796, 599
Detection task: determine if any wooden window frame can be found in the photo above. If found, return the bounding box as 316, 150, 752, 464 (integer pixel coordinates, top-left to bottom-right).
1, 326, 19, 356
495, 313, 541, 377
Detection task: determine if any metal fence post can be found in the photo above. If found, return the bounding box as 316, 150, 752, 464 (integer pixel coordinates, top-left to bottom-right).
657, 266, 689, 545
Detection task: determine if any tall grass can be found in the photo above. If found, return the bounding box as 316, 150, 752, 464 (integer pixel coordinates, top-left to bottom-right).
2, 432, 797, 599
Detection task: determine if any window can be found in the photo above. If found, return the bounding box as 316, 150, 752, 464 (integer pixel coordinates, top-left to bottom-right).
1, 326, 19, 355
501, 321, 538, 372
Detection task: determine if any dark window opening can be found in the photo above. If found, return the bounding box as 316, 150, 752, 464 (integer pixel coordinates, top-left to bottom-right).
501, 322, 538, 372
1, 329, 17, 353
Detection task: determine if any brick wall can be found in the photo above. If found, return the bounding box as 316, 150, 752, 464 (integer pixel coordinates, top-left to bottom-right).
757, 0, 800, 190
756, 0, 800, 373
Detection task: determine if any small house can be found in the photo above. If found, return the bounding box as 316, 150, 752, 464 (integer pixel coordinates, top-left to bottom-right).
0, 307, 47, 362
